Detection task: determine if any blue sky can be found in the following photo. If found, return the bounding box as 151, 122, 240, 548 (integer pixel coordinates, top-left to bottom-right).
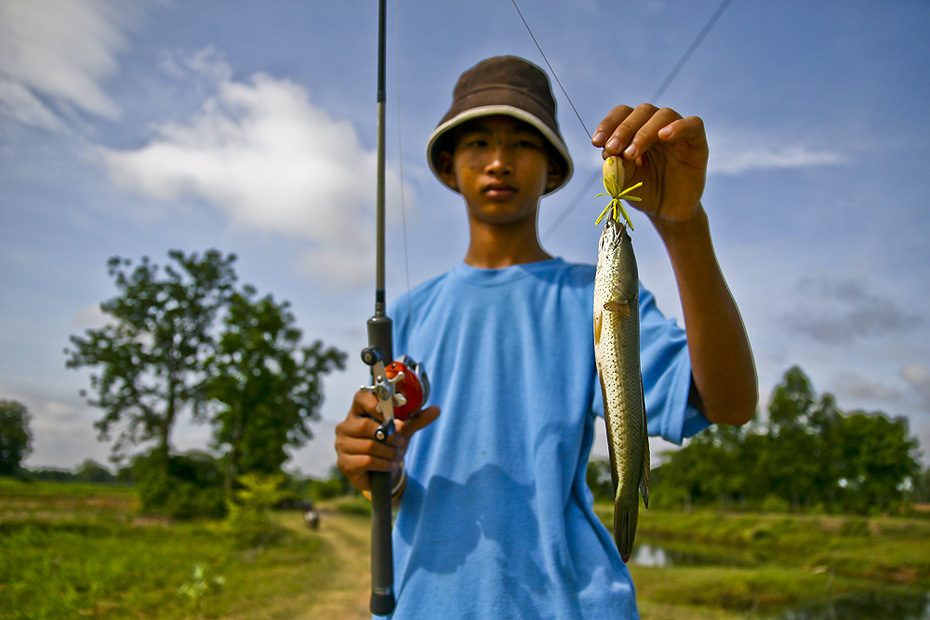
2, 0, 928, 478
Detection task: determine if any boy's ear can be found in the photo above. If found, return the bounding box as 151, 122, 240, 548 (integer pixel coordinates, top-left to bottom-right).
545, 158, 562, 192
437, 151, 459, 191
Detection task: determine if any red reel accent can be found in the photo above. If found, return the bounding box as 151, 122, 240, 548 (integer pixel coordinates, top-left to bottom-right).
384, 360, 425, 421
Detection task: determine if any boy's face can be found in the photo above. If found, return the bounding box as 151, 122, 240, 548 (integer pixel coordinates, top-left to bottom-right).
438, 116, 562, 226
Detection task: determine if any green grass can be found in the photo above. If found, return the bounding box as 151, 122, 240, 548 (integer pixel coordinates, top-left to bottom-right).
0, 478, 328, 620
4, 479, 928, 620
593, 503, 930, 619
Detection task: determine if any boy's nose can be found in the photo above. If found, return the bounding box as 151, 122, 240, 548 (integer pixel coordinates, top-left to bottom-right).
486, 145, 514, 175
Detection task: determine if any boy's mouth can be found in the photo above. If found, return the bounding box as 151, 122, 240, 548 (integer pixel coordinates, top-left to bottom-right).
483, 182, 517, 200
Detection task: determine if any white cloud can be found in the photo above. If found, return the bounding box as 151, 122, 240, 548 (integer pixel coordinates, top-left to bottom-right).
902, 364, 929, 386
902, 364, 930, 411
706, 126, 848, 175
102, 50, 405, 288
783, 276, 922, 345
2, 384, 110, 470
710, 145, 847, 175
833, 371, 902, 404
0, 78, 65, 130
0, 0, 132, 129
72, 303, 110, 329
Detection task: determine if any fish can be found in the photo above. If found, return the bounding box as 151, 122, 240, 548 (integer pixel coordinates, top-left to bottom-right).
593, 217, 649, 563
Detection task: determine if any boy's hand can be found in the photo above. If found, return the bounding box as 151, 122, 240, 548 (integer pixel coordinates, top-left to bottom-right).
335, 390, 440, 493
592, 104, 708, 225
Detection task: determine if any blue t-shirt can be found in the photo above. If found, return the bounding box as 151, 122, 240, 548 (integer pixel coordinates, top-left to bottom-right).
386, 258, 708, 619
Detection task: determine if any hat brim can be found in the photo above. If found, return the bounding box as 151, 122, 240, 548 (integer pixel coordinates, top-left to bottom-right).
427, 105, 573, 195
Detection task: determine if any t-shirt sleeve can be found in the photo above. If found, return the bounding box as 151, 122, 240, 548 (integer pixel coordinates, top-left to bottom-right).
638, 283, 710, 445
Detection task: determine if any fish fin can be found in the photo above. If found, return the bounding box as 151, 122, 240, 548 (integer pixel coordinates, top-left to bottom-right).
603, 300, 631, 315
605, 285, 632, 315
613, 499, 639, 564
640, 451, 650, 509
640, 382, 650, 508
594, 309, 602, 344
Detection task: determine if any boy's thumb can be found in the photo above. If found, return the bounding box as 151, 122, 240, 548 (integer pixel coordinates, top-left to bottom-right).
401, 405, 441, 438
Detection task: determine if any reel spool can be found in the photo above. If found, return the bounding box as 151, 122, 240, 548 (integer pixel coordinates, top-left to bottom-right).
384, 355, 430, 421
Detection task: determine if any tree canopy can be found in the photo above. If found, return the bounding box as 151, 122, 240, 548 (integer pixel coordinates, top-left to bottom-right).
205, 285, 345, 492
0, 399, 32, 476
644, 366, 923, 515
65, 249, 345, 516
65, 250, 237, 463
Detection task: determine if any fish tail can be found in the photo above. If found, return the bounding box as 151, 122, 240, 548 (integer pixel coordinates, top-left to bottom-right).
613, 499, 639, 563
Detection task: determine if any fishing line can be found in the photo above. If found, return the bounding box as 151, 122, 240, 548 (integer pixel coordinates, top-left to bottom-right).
650, 0, 734, 103
541, 171, 600, 241
511, 0, 592, 141
533, 0, 734, 240
393, 0, 421, 360
394, 0, 411, 301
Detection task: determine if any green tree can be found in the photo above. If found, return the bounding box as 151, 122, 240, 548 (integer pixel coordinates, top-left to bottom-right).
651, 366, 923, 514
806, 392, 844, 507
767, 366, 816, 434
911, 465, 930, 504
833, 411, 920, 513
205, 286, 345, 492
65, 250, 237, 468
0, 399, 32, 476
75, 459, 116, 483
586, 458, 614, 502
759, 366, 823, 509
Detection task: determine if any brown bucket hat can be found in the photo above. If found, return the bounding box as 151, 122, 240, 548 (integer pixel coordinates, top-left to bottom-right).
427, 56, 574, 195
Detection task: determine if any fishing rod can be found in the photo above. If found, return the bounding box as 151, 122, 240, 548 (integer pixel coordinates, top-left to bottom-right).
360, 0, 428, 614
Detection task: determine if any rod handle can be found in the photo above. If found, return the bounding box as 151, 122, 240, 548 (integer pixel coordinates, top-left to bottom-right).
369, 470, 395, 615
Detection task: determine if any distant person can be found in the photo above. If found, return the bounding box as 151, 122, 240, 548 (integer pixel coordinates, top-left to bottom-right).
303, 500, 319, 530
335, 55, 756, 618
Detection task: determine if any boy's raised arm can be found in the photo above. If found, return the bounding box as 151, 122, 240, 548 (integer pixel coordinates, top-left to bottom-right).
593, 104, 758, 426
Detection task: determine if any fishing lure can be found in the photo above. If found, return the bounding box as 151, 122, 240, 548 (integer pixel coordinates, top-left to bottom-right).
595, 155, 642, 229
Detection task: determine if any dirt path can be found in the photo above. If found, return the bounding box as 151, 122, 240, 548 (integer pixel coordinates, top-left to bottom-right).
293, 509, 372, 620
222, 509, 374, 620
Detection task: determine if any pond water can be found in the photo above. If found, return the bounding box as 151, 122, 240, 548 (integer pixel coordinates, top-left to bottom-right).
766, 592, 930, 620
629, 540, 760, 568
630, 542, 701, 567
630, 540, 930, 620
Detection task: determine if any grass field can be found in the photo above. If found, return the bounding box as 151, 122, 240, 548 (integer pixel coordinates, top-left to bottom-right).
2, 479, 928, 619
615, 504, 930, 619
0, 478, 359, 620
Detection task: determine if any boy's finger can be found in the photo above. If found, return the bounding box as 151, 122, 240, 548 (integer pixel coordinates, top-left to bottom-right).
658, 116, 707, 146
600, 104, 661, 156
338, 433, 399, 461
350, 389, 382, 421
336, 454, 400, 492
397, 405, 441, 439
620, 106, 683, 160
592, 105, 634, 147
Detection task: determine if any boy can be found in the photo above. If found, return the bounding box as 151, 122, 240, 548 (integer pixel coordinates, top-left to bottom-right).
335, 56, 756, 618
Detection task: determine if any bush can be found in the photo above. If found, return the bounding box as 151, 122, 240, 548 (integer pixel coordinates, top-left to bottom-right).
334, 496, 372, 517
760, 494, 790, 514
225, 472, 290, 548
75, 459, 116, 483
133, 450, 226, 520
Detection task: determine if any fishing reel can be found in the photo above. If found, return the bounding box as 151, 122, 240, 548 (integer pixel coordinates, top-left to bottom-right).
361, 347, 430, 441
